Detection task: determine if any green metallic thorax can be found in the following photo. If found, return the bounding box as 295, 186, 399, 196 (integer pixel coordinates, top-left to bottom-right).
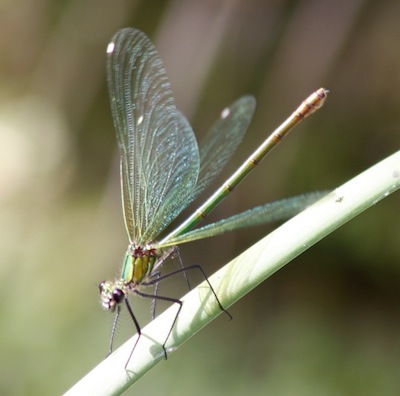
121, 246, 157, 285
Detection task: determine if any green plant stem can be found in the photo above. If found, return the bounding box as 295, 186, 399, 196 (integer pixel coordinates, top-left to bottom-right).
64, 150, 400, 396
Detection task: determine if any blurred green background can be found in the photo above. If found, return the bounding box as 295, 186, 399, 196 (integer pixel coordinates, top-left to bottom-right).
1, 0, 400, 395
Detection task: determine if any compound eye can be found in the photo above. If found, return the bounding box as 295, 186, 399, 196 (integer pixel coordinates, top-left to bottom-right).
112, 289, 124, 304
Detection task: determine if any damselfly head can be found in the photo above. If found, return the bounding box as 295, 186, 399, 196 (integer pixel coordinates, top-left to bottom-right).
99, 280, 127, 312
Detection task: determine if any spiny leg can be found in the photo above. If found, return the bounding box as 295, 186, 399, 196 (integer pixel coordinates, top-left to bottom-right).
143, 264, 232, 320
150, 270, 161, 320
134, 289, 183, 360
124, 298, 142, 370
173, 248, 192, 290
150, 247, 192, 319
127, 264, 231, 365
107, 305, 121, 356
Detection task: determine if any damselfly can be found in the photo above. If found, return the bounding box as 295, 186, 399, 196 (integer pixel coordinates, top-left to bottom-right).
99, 27, 328, 364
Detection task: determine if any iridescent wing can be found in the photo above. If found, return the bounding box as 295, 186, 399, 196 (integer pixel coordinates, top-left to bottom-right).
192, 96, 256, 200
163, 192, 326, 246
107, 28, 200, 244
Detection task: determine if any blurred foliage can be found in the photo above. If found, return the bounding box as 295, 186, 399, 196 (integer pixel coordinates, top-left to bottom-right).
1, 0, 400, 395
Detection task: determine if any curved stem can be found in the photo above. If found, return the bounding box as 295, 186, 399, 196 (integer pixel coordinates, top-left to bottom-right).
64, 150, 400, 396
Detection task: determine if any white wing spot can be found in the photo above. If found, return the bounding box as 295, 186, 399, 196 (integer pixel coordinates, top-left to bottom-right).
106, 42, 115, 54
221, 107, 230, 119
137, 115, 144, 125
